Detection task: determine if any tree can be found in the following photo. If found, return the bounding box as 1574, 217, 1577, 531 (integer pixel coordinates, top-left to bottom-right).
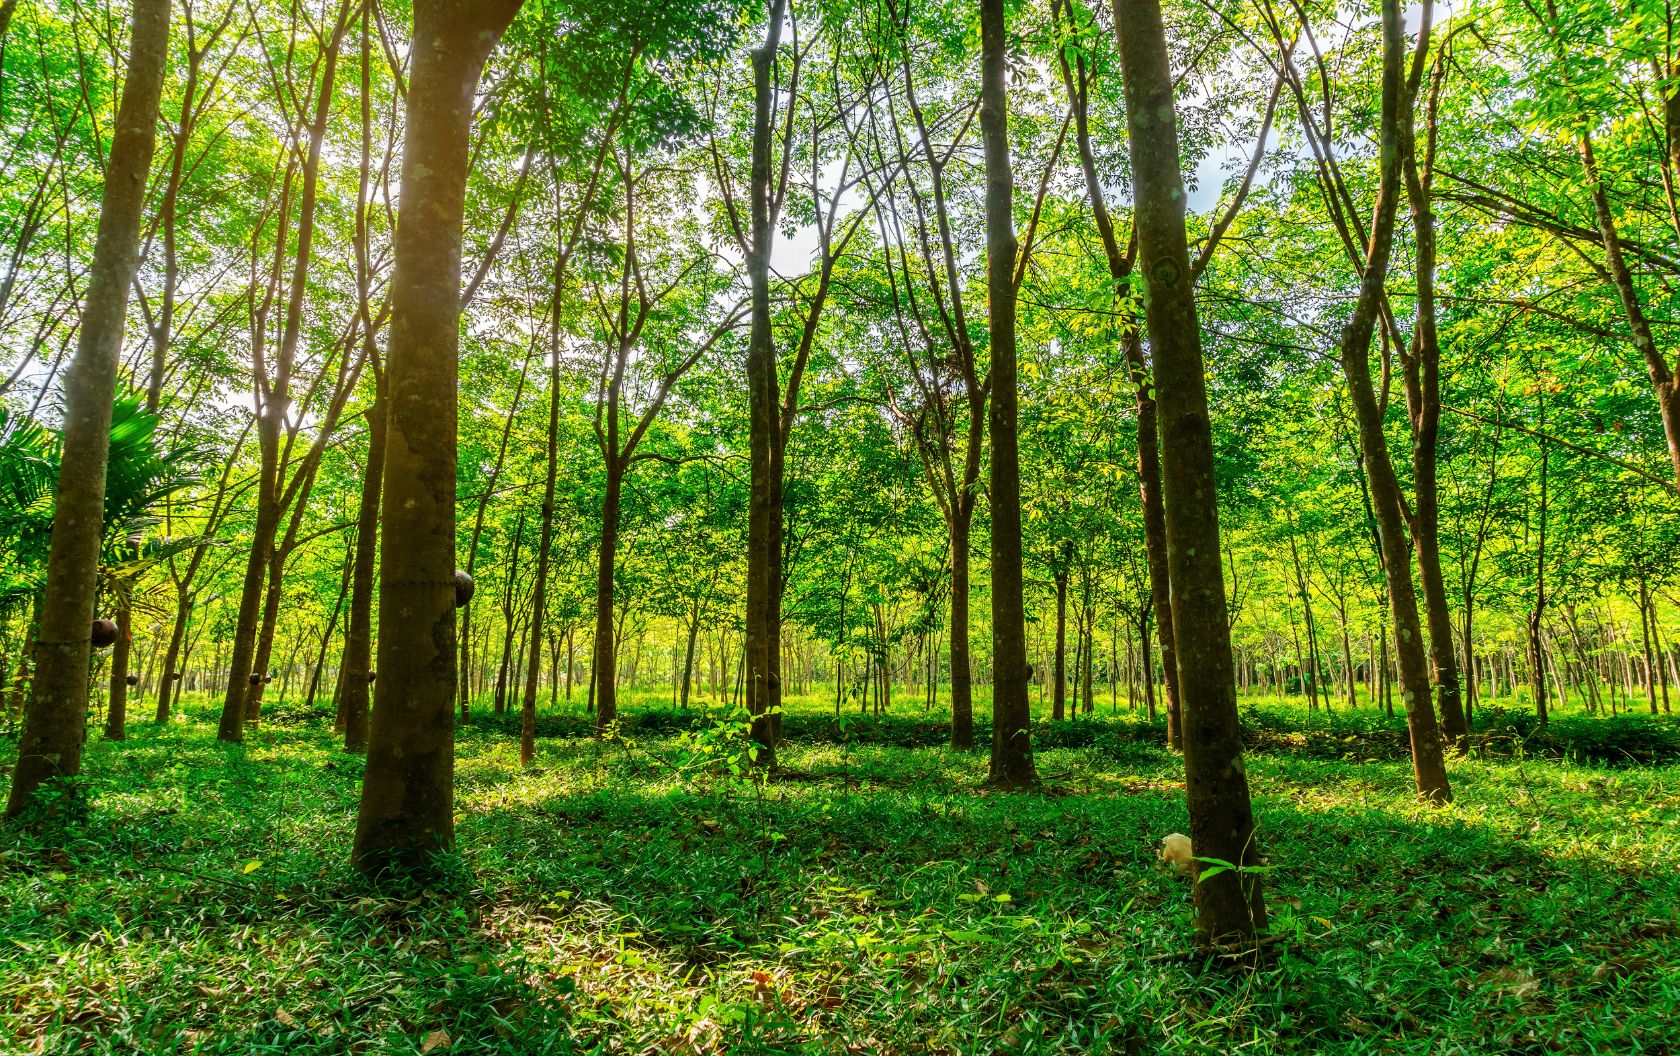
6, 0, 171, 819
1326, 0, 1452, 802
1112, 0, 1267, 946
352, 0, 527, 876
979, 0, 1034, 789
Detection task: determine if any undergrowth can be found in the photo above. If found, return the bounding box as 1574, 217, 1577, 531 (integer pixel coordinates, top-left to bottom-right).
3, 695, 1679, 1053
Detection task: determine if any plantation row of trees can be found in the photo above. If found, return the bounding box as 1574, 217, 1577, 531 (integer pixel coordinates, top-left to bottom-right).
3, 0, 1677, 947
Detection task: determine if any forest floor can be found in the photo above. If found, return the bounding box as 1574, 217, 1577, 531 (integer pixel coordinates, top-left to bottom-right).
3, 692, 1680, 1054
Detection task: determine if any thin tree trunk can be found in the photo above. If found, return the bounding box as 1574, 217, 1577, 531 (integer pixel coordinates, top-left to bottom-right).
592, 471, 623, 731
680, 610, 700, 708
340, 384, 383, 752
1053, 564, 1068, 721
949, 514, 975, 747
520, 212, 572, 765
103, 605, 134, 741
308, 537, 355, 707
1530, 382, 1550, 726
1328, 0, 1450, 802
743, 0, 790, 767
7, 0, 170, 819
1053, 17, 1179, 748
1113, 0, 1267, 945
980, 0, 1035, 788
1640, 577, 1659, 714
220, 4, 354, 742
1400, 31, 1468, 748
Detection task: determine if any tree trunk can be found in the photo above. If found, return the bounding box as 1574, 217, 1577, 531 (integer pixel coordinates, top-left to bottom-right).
1530, 383, 1550, 725
103, 605, 134, 741
353, 0, 524, 876
1055, 28, 1180, 748
154, 593, 190, 723
680, 612, 699, 708
7, 0, 170, 819
1053, 566, 1068, 721
219, 7, 352, 741
743, 0, 789, 767
246, 550, 288, 722
520, 247, 566, 766
340, 386, 384, 751
1328, 0, 1450, 802
1640, 578, 1659, 714
592, 470, 623, 731
1112, 0, 1267, 945
980, 0, 1035, 789
1399, 36, 1468, 748
308, 539, 354, 707
949, 514, 974, 748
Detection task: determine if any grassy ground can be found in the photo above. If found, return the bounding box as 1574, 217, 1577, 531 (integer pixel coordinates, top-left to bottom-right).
3, 690, 1680, 1054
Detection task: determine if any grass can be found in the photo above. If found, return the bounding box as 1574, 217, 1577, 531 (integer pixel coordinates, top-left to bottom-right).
3, 689, 1680, 1054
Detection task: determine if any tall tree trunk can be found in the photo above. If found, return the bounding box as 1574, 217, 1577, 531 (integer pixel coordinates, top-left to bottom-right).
1529, 383, 1550, 725
1112, 0, 1267, 946
520, 244, 566, 766
6, 0, 170, 819
219, 6, 353, 741
1287, 535, 1319, 709
1053, 20, 1180, 747
154, 593, 190, 723
104, 606, 134, 741
1053, 565, 1068, 721
1399, 28, 1468, 748
1640, 577, 1659, 714
353, 0, 525, 876
1328, 0, 1450, 802
458, 354, 530, 717
1577, 132, 1680, 490
980, 0, 1035, 789
948, 471, 976, 747
743, 0, 789, 766
308, 538, 353, 707
340, 384, 384, 752
680, 612, 699, 708
592, 470, 623, 731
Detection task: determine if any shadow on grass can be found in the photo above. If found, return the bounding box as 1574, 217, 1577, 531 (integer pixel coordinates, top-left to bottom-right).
4, 715, 1680, 1054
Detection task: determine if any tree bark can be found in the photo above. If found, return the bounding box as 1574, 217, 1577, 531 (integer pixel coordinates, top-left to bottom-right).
592, 470, 623, 731
1053, 563, 1068, 721
743, 0, 789, 767
980, 0, 1035, 789
153, 595, 189, 723
1530, 382, 1550, 725
219, 5, 354, 740
1112, 0, 1267, 946
1399, 29, 1468, 747
308, 539, 354, 707
340, 384, 383, 752
1577, 133, 1680, 491
1052, 15, 1180, 748
103, 605, 133, 741
949, 514, 975, 747
7, 0, 170, 819
520, 244, 567, 766
680, 612, 699, 708
1329, 0, 1450, 802
353, 0, 524, 876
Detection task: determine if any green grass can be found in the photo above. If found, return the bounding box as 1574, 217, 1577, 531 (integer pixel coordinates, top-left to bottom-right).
4, 692, 1680, 1054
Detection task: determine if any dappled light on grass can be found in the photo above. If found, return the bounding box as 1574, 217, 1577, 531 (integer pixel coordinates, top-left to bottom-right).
4, 697, 1680, 1052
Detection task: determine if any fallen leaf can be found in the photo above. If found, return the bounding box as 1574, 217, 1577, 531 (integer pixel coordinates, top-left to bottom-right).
1477, 967, 1540, 999
420, 1028, 451, 1054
